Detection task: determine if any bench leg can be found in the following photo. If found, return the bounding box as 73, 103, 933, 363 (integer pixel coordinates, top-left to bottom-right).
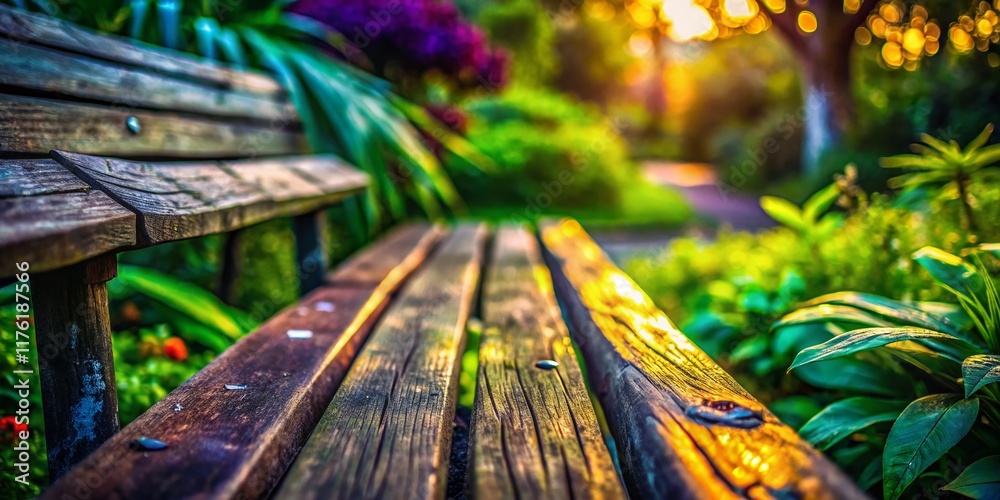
293, 210, 328, 296
32, 254, 119, 481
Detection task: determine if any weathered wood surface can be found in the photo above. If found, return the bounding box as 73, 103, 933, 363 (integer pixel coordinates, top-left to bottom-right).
539, 219, 865, 500
276, 224, 488, 500
0, 38, 295, 122
326, 223, 447, 288
470, 226, 626, 500
0, 4, 282, 96
0, 159, 135, 275
32, 254, 119, 480
223, 155, 369, 214
53, 151, 367, 245
42, 223, 446, 500
0, 95, 305, 157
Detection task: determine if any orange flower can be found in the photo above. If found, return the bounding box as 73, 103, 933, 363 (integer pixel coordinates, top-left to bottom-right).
163, 337, 188, 361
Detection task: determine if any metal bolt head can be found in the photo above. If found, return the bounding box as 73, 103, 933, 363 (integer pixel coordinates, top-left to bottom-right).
126, 116, 141, 135
535, 360, 559, 370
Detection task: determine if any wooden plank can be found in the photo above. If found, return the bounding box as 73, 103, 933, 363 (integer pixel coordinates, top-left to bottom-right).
0, 159, 135, 275
0, 158, 88, 197
0, 4, 282, 95
222, 155, 368, 214
539, 219, 864, 500
0, 39, 295, 122
41, 223, 447, 500
275, 224, 488, 500
0, 95, 305, 157
470, 226, 626, 499
32, 254, 119, 480
327, 224, 445, 288
53, 151, 277, 245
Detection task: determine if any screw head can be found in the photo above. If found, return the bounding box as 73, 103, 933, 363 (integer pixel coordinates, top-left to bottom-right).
125, 116, 141, 135
535, 360, 559, 370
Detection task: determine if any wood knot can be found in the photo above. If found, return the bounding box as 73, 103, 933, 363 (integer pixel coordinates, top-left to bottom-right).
685, 400, 764, 429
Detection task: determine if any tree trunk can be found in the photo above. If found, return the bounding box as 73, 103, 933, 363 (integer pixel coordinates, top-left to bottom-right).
800, 53, 853, 175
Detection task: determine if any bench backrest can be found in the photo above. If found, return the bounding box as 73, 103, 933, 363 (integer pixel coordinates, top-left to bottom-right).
0, 5, 368, 479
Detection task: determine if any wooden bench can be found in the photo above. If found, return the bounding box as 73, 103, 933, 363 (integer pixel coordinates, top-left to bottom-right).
1, 7, 864, 499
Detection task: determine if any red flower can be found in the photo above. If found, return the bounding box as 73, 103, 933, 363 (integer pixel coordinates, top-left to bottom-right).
0, 415, 28, 442
163, 337, 188, 361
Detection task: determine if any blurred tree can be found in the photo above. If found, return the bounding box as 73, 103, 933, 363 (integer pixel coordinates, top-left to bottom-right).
622, 0, 999, 173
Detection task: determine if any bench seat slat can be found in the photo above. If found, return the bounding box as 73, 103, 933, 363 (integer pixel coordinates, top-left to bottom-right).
41, 223, 446, 500
0, 159, 135, 274
539, 219, 863, 500
275, 223, 488, 500
0, 39, 295, 123
0, 4, 282, 96
53, 151, 368, 245
0, 95, 305, 157
470, 226, 626, 499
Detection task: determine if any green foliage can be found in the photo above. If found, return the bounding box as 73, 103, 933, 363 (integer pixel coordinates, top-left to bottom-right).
478, 0, 555, 86
941, 455, 1000, 498
882, 124, 1000, 230
453, 86, 690, 225
759, 183, 843, 242
627, 169, 1000, 494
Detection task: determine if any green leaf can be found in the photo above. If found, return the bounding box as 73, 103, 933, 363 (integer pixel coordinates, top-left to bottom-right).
913, 246, 984, 296
880, 154, 949, 171
760, 196, 806, 231
794, 357, 911, 397
116, 265, 246, 340
884, 394, 980, 500
963, 123, 995, 157
962, 354, 1000, 397
789, 327, 978, 371
774, 304, 896, 330
800, 397, 907, 451
971, 144, 1000, 170
942, 455, 1000, 499
798, 292, 966, 336
802, 183, 840, 223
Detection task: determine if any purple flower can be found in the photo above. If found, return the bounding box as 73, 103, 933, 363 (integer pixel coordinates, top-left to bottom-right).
290, 0, 507, 88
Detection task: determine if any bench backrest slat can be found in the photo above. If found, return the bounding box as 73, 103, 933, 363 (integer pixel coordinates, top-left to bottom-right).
0, 39, 295, 122
40, 223, 445, 500
540, 219, 865, 499
0, 159, 136, 272
1, 95, 305, 158
0, 4, 281, 95
52, 151, 368, 246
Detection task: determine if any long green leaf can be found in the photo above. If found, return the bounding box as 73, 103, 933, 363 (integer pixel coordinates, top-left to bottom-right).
963, 124, 995, 157
789, 327, 980, 371
802, 183, 840, 224
913, 246, 984, 296
794, 357, 912, 397
116, 265, 246, 340
884, 394, 980, 500
773, 304, 895, 330
962, 354, 1000, 397
797, 292, 964, 336
800, 397, 907, 451
942, 455, 1000, 499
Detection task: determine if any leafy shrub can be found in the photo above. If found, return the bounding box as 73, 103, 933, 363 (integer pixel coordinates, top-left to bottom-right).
452, 87, 690, 225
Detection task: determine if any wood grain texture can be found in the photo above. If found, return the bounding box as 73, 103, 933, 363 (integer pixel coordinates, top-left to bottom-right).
327, 224, 448, 288
41, 223, 447, 500
0, 95, 305, 158
32, 254, 119, 480
0, 159, 135, 275
275, 224, 489, 500
0, 4, 282, 95
53, 152, 366, 245
222, 155, 368, 214
0, 38, 295, 122
539, 219, 865, 500
470, 226, 626, 500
